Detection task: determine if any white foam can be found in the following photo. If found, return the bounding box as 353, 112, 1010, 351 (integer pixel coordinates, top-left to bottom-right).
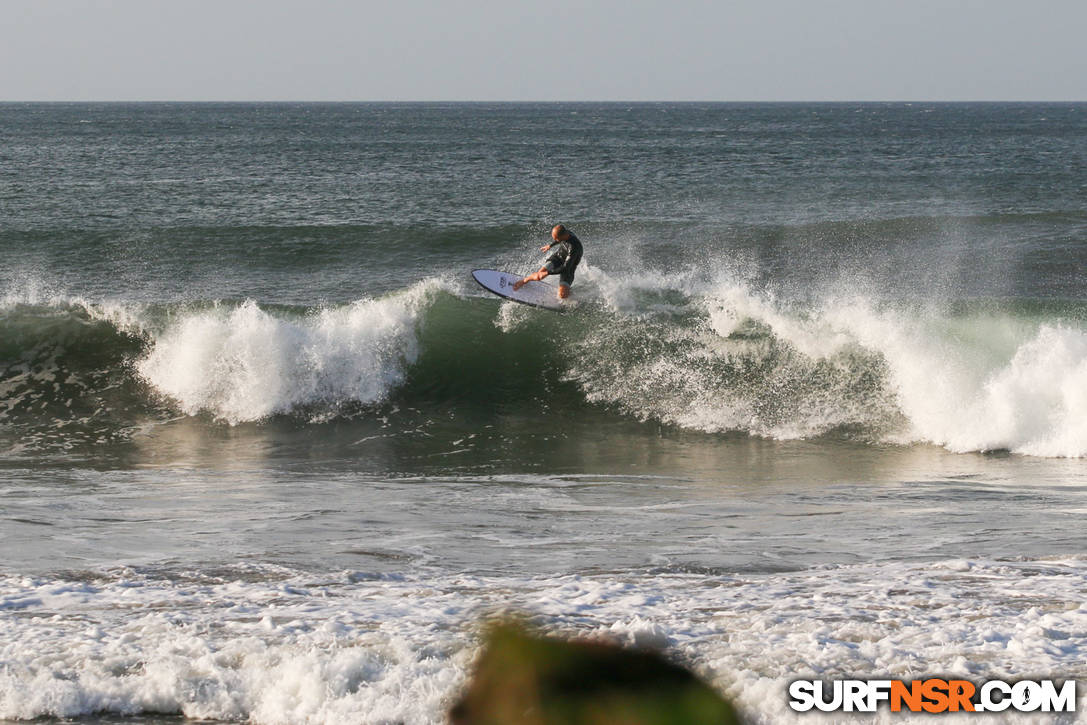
0, 277, 149, 337
493, 299, 532, 333
568, 265, 1087, 457
818, 300, 1087, 457
568, 272, 893, 439
136, 281, 442, 424
1, 558, 1084, 724
7, 269, 1087, 456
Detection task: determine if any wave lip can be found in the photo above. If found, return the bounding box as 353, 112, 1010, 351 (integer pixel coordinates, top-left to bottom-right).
137, 281, 441, 424
944, 323, 1087, 457
565, 266, 1087, 457
4, 270, 1086, 458
824, 299, 1087, 458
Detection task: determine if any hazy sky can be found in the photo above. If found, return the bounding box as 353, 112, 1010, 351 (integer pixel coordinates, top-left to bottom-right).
3, 0, 1086, 101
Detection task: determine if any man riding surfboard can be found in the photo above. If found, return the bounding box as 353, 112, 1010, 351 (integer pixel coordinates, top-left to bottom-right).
513, 224, 583, 299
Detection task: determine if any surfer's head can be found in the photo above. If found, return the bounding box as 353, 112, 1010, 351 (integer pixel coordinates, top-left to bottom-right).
551, 224, 569, 242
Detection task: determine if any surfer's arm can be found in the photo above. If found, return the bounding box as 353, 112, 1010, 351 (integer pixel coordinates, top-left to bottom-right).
539, 243, 552, 252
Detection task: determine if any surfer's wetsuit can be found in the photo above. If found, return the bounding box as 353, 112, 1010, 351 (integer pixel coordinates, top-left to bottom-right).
543, 232, 583, 287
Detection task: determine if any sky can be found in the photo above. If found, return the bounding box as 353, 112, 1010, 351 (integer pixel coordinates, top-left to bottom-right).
2, 0, 1086, 101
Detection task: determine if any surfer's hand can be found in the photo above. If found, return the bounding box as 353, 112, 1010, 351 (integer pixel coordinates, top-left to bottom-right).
539, 244, 551, 252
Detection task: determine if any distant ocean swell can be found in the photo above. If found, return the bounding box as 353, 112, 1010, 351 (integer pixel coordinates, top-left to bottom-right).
2, 271, 1086, 458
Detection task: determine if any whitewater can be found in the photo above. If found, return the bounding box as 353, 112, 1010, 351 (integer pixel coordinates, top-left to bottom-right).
4, 265, 1085, 457
4, 559, 1087, 723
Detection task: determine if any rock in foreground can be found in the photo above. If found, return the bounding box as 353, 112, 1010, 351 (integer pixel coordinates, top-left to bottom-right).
450, 623, 741, 725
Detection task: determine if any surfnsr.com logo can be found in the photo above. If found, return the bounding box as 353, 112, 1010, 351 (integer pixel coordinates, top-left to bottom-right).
788, 679, 1076, 714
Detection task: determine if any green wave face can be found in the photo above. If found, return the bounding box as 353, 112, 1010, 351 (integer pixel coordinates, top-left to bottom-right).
4, 276, 1087, 464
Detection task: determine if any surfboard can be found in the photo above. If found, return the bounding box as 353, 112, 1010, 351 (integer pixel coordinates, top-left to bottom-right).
472, 269, 565, 311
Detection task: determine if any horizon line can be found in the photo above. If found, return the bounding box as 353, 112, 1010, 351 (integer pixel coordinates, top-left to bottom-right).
2, 99, 1086, 105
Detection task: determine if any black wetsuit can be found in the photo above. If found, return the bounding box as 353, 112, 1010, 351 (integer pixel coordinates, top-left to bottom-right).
543, 232, 583, 287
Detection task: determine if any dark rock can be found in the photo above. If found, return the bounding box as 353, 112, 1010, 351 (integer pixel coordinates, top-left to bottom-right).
450, 622, 741, 725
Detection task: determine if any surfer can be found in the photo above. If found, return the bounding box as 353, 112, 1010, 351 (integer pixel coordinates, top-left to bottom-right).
513, 224, 583, 299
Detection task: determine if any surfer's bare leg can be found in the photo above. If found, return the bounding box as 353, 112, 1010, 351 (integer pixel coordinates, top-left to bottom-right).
513, 268, 549, 291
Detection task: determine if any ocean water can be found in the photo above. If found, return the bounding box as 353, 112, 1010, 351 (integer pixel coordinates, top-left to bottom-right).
1, 102, 1087, 723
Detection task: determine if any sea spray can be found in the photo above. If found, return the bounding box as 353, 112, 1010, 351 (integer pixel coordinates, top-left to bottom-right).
566, 267, 1087, 456
818, 300, 1087, 457
567, 270, 902, 440
137, 281, 442, 424
963, 324, 1087, 457
3, 272, 1086, 457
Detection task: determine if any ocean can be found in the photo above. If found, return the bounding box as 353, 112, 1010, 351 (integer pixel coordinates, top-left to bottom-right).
1, 102, 1086, 723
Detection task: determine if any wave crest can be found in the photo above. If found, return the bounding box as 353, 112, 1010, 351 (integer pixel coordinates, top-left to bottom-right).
566, 268, 1087, 457
136, 282, 441, 424
3, 271, 1086, 458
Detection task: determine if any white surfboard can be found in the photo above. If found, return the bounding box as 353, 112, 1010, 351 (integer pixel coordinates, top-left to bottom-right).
472, 269, 565, 311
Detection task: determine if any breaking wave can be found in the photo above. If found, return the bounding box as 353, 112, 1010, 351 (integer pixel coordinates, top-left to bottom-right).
2, 268, 1086, 457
